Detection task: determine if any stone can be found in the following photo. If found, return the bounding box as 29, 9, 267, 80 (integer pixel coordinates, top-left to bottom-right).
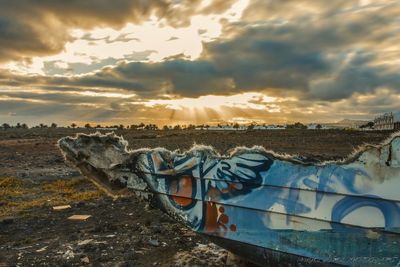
148, 239, 159, 247
81, 256, 90, 264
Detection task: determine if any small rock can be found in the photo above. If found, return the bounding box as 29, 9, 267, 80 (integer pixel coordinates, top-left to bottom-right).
148, 239, 159, 247
81, 256, 90, 264
78, 239, 93, 246
36, 246, 47, 252
63, 249, 75, 260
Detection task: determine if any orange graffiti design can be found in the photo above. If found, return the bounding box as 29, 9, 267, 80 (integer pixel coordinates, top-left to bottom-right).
204, 187, 237, 236
170, 175, 193, 207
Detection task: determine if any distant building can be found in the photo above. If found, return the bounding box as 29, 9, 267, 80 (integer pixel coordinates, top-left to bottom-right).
374, 112, 400, 130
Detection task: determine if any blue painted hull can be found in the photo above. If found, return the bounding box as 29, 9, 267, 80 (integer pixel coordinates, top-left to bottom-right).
138, 179, 400, 266
58, 133, 400, 266
129, 144, 400, 266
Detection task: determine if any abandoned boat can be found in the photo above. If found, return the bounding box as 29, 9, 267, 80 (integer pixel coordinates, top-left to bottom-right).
58, 133, 400, 267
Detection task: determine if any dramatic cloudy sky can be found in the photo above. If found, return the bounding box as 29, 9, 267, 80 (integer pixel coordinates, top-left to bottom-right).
1, 0, 399, 126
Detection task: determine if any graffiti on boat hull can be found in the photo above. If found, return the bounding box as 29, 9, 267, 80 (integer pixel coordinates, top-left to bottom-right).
58, 133, 400, 266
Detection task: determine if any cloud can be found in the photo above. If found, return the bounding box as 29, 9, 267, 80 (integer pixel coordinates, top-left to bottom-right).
0, 0, 236, 63
109, 0, 400, 100
309, 52, 400, 100
6, 10, 396, 101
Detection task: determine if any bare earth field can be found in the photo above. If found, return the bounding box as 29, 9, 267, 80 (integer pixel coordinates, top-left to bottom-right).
0, 128, 394, 267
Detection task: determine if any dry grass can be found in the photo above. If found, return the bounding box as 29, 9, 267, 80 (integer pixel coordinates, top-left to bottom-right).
0, 176, 103, 218
0, 177, 24, 188
42, 177, 90, 193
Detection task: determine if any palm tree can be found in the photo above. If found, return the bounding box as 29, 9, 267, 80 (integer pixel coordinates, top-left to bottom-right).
71, 123, 77, 129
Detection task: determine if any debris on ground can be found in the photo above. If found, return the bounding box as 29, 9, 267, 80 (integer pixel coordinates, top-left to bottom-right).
53, 205, 71, 210
68, 214, 91, 220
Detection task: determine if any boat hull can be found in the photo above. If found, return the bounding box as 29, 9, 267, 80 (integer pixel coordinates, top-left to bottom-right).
58, 133, 400, 266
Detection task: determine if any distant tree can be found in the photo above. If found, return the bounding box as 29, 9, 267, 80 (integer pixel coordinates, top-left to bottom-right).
247, 124, 255, 130
2, 123, 10, 130
84, 123, 91, 129
21, 123, 28, 129
51, 122, 57, 128
204, 124, 210, 129
316, 124, 322, 130
71, 123, 77, 129
96, 124, 102, 128
186, 124, 196, 130
162, 125, 169, 130
144, 124, 158, 130
173, 124, 181, 130
39, 123, 47, 128
288, 122, 307, 129
367, 121, 374, 128
15, 122, 22, 128
233, 123, 240, 129
119, 124, 124, 130
360, 121, 374, 129
139, 122, 145, 128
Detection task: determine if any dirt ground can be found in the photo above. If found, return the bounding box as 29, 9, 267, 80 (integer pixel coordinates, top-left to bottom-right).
0, 128, 394, 267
